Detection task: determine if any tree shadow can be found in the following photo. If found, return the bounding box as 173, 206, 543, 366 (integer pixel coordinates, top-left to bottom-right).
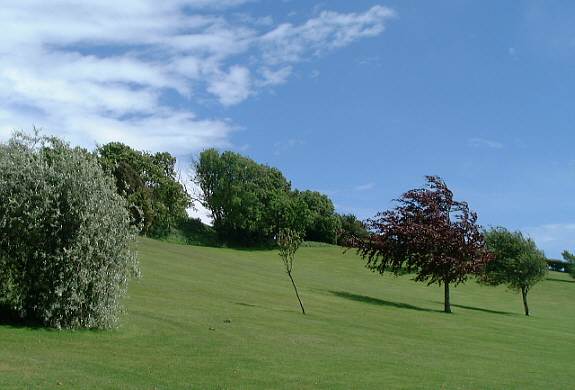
448, 303, 514, 316
546, 277, 574, 284
329, 291, 439, 313
234, 302, 257, 308
0, 305, 44, 330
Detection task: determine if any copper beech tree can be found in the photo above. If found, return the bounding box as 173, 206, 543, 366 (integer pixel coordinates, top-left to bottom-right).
349, 176, 492, 313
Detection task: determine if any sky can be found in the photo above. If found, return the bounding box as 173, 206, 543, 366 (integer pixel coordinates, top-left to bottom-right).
1, 0, 575, 258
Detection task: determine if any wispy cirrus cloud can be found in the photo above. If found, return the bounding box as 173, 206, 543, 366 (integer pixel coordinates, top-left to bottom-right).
354, 182, 376, 191
0, 1, 395, 153
522, 223, 575, 258
468, 137, 504, 149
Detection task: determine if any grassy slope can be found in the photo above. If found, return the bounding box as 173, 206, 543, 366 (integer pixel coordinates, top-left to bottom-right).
1, 238, 573, 389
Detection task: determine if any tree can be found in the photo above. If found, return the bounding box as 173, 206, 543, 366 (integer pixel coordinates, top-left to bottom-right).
277, 229, 305, 314
561, 250, 575, 278
0, 133, 139, 329
337, 213, 368, 245
349, 176, 492, 313
481, 228, 548, 316
296, 190, 340, 244
193, 149, 305, 245
97, 142, 190, 237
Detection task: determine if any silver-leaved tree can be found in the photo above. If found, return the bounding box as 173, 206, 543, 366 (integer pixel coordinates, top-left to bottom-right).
0, 132, 139, 329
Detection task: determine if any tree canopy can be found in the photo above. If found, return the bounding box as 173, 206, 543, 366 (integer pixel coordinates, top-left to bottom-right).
481, 228, 548, 316
193, 149, 341, 246
297, 190, 340, 244
561, 250, 575, 278
337, 213, 368, 245
0, 133, 139, 329
349, 176, 492, 313
97, 142, 190, 237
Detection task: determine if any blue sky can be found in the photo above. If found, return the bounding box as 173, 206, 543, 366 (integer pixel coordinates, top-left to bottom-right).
1, 0, 574, 257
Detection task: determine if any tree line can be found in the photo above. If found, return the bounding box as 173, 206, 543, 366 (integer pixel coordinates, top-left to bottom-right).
0, 132, 570, 329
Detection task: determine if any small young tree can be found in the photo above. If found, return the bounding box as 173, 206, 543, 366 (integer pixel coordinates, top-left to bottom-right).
481, 228, 548, 316
277, 229, 305, 314
349, 176, 492, 313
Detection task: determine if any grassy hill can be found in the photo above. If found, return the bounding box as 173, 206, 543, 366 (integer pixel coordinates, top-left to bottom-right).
1, 238, 573, 389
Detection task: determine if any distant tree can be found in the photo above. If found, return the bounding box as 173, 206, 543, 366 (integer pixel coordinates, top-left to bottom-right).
349, 176, 492, 313
277, 229, 305, 314
296, 190, 340, 244
193, 149, 304, 245
336, 213, 368, 245
97, 143, 190, 236
561, 250, 575, 278
481, 228, 548, 316
0, 133, 139, 329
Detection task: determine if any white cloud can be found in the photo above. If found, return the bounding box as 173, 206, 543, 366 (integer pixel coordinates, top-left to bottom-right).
521, 223, 575, 258
0, 1, 395, 153
354, 182, 376, 191
468, 138, 504, 149
260, 5, 395, 65
208, 65, 252, 106
258, 66, 293, 87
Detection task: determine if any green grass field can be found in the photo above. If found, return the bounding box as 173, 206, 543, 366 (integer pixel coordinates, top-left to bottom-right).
1, 238, 573, 389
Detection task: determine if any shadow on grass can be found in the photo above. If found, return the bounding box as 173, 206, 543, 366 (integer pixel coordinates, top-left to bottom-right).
329, 291, 439, 313
546, 277, 574, 284
235, 302, 257, 308
445, 303, 514, 316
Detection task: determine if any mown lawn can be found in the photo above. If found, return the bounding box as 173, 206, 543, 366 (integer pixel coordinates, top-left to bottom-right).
1, 238, 573, 389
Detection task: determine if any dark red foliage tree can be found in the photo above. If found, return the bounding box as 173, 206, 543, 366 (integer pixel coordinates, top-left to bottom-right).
349, 176, 492, 313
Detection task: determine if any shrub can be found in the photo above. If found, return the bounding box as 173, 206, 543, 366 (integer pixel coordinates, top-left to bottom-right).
0, 133, 139, 329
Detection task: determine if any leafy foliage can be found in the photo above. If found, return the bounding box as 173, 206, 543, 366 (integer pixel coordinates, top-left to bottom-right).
97, 142, 190, 237
0, 133, 139, 329
481, 228, 548, 316
296, 190, 340, 244
277, 228, 305, 314
561, 250, 575, 278
349, 176, 492, 313
193, 149, 308, 245
336, 213, 368, 245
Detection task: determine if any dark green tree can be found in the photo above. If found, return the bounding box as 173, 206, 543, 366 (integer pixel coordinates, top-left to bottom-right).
193, 149, 306, 245
336, 213, 368, 245
296, 190, 340, 244
481, 228, 548, 316
97, 143, 190, 237
561, 250, 575, 278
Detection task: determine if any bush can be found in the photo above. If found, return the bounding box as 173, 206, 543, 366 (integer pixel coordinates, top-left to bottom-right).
0, 133, 139, 329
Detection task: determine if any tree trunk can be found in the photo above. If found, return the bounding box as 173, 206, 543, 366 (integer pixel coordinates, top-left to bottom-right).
521, 287, 529, 316
288, 272, 305, 315
444, 280, 452, 313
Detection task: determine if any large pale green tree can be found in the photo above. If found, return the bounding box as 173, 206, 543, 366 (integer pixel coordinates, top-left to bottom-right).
0, 133, 139, 329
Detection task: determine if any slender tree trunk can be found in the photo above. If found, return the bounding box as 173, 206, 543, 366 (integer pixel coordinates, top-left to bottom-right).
444, 280, 452, 313
521, 287, 529, 316
287, 271, 305, 315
